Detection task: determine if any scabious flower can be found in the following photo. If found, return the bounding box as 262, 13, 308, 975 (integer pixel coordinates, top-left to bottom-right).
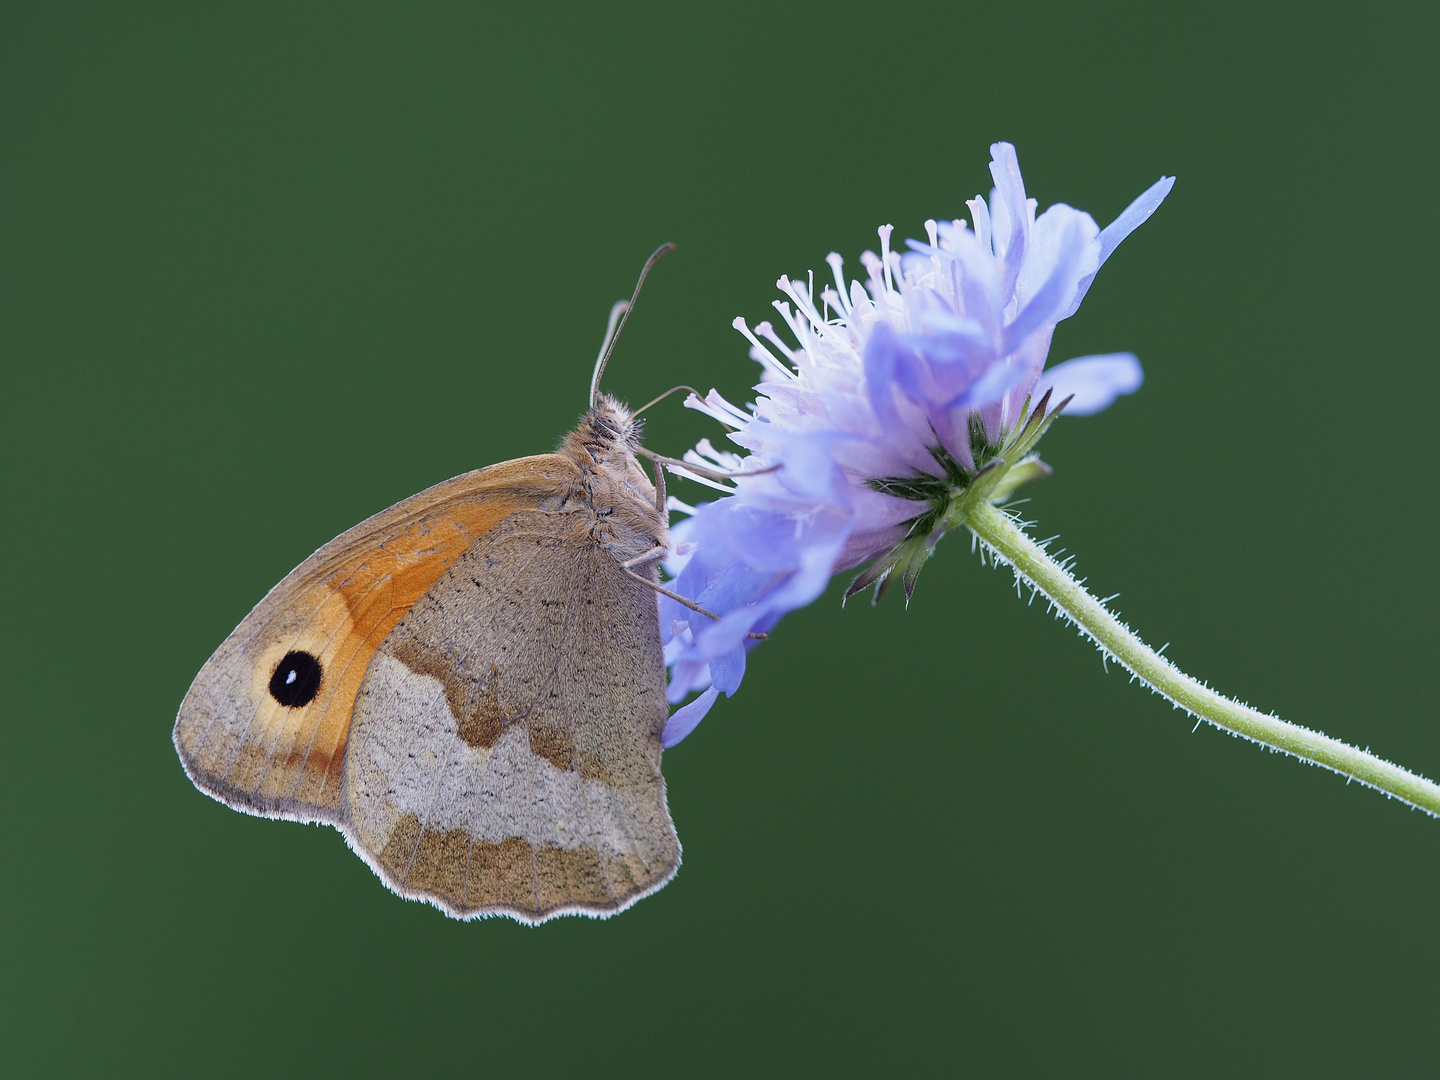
658, 142, 1173, 746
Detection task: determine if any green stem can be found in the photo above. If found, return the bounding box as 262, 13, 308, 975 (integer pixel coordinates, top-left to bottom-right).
966, 500, 1440, 816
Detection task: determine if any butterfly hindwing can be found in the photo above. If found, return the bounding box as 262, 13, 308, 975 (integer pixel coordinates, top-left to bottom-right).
343, 507, 679, 923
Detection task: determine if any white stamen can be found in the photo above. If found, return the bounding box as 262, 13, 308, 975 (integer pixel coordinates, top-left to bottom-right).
732, 317, 792, 379
754, 321, 797, 362
825, 253, 853, 316
772, 299, 811, 347
878, 225, 896, 294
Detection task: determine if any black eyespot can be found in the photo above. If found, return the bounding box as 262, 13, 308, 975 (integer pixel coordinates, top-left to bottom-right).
269, 650, 322, 707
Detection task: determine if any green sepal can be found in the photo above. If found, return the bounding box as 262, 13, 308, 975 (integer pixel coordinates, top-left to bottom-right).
850, 388, 1072, 604
987, 455, 1052, 502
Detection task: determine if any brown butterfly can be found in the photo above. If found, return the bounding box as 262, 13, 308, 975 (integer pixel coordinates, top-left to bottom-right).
174, 246, 713, 924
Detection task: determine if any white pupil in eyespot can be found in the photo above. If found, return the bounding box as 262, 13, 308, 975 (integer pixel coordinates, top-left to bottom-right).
286, 670, 297, 684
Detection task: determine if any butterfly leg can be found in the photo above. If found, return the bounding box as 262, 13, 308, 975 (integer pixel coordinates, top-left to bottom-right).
620, 547, 667, 572
639, 448, 782, 485
648, 455, 667, 516
619, 549, 767, 640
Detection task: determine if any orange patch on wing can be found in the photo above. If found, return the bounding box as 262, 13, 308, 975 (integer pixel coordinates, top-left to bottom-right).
245, 492, 536, 809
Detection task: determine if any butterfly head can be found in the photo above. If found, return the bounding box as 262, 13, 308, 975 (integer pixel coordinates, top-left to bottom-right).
562, 393, 663, 542
575, 393, 643, 458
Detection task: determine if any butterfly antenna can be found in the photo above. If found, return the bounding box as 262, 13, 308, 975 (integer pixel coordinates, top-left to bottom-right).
589, 242, 676, 408
632, 384, 704, 418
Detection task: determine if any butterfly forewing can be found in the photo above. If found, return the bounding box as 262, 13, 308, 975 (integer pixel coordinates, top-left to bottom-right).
173, 456, 574, 821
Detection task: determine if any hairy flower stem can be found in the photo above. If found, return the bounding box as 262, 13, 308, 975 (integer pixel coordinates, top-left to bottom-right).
966, 501, 1440, 815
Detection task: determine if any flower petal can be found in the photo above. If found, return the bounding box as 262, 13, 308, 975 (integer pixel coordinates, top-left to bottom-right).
662, 686, 720, 748
987, 142, 1031, 296
708, 642, 747, 694
1035, 353, 1144, 416
1061, 175, 1174, 319
1099, 175, 1175, 268
1001, 210, 1095, 355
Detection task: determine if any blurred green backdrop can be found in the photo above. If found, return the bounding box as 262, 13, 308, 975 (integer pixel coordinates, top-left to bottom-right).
4, 1, 1438, 1075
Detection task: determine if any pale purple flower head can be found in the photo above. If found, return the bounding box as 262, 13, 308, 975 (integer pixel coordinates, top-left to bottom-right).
659, 142, 1172, 746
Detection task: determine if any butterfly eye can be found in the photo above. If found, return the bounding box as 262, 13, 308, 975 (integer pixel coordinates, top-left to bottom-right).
268, 651, 322, 707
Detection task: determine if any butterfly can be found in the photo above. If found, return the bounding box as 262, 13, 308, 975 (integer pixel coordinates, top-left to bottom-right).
174, 246, 710, 924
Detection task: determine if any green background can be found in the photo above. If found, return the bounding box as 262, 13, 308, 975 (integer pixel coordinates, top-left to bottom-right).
4, 2, 1438, 1075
